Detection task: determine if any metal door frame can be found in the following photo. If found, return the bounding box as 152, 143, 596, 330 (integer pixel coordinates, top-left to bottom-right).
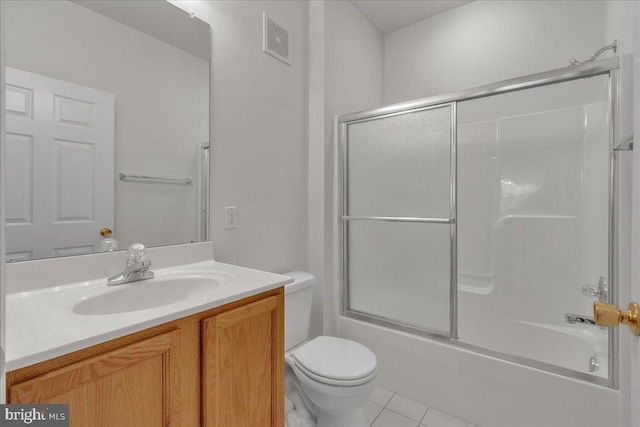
341, 102, 457, 338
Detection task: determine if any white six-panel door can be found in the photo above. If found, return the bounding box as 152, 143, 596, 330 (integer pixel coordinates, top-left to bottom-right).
5, 67, 114, 261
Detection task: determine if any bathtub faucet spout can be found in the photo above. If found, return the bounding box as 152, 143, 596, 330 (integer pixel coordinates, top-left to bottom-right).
565, 313, 596, 325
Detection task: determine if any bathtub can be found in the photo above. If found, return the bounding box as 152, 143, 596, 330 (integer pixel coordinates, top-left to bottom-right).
457, 275, 610, 380
338, 315, 620, 427
337, 271, 616, 427
459, 317, 608, 378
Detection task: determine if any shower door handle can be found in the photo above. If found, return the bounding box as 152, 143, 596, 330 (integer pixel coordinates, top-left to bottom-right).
593, 301, 640, 335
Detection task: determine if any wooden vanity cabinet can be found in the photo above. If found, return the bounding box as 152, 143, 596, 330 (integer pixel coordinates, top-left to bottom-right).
202, 295, 284, 427
8, 331, 183, 427
6, 288, 284, 427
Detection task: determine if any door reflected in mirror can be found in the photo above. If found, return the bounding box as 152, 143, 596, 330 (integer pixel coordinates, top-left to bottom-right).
4, 0, 211, 262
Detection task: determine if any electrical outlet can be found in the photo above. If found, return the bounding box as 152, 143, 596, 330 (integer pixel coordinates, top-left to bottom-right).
225, 207, 238, 229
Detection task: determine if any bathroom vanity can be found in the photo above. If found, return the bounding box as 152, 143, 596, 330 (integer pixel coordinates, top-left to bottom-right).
3, 1, 289, 425
7, 289, 283, 426
4, 248, 290, 427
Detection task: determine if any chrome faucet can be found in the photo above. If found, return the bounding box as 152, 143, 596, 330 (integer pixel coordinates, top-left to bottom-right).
565, 313, 596, 325
107, 243, 154, 286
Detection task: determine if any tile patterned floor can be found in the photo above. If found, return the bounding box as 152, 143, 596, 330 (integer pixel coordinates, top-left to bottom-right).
285, 385, 478, 427
365, 386, 478, 427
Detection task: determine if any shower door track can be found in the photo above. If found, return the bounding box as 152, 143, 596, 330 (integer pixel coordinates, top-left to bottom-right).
339, 57, 619, 123
339, 56, 622, 388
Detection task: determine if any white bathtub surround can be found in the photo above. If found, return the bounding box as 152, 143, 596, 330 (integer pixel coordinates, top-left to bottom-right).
365, 386, 472, 427
455, 76, 612, 378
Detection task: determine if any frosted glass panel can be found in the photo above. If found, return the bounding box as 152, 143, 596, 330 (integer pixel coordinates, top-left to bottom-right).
347, 105, 452, 218
348, 221, 451, 335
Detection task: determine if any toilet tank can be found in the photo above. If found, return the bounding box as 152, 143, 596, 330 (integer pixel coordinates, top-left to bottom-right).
283, 271, 315, 351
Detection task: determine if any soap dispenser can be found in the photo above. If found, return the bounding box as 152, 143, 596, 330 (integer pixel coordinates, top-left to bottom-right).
100, 228, 119, 252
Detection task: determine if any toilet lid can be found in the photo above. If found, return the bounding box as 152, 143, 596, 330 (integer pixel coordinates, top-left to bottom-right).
292, 336, 377, 382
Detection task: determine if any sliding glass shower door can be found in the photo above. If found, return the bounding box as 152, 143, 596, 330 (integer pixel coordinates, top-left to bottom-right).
455, 74, 613, 380
339, 58, 622, 386
342, 104, 457, 337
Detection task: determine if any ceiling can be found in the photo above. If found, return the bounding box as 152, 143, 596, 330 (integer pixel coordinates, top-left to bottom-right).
351, 0, 473, 35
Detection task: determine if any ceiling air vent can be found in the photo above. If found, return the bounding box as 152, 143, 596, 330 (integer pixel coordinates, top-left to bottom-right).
263, 12, 291, 65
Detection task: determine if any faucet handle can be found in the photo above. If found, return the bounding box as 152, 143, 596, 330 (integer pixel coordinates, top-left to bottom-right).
582, 276, 608, 301
582, 284, 603, 298
136, 259, 152, 270
126, 243, 147, 266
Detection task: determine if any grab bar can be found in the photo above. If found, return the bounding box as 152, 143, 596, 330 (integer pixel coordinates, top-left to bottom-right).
342, 216, 454, 224
119, 172, 192, 185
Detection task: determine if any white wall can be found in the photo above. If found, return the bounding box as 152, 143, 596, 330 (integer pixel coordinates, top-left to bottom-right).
176, 0, 382, 338
173, 1, 310, 274
606, 1, 636, 141
384, 1, 608, 104
308, 0, 326, 339
313, 0, 383, 336
324, 1, 383, 117
606, 1, 635, 56
4, 0, 208, 251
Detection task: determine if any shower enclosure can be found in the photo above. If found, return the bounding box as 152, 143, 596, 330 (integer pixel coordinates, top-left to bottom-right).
339, 56, 629, 389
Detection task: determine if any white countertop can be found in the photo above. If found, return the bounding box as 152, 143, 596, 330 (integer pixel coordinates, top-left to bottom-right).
6, 260, 293, 371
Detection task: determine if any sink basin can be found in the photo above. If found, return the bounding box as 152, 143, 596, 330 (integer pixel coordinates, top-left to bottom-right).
73, 273, 223, 315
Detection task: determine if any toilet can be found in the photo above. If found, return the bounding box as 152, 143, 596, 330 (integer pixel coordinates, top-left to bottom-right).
283, 271, 377, 427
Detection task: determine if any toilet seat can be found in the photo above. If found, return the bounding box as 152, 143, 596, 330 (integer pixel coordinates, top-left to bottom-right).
293, 359, 377, 386
292, 336, 377, 386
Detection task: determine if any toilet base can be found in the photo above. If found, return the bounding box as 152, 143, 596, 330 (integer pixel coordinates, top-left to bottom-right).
316, 408, 366, 427
286, 410, 316, 427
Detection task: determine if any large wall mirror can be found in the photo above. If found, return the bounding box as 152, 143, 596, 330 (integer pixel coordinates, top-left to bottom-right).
4, 0, 211, 262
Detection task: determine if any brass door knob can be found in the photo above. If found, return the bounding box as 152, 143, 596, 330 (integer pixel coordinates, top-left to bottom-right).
593, 301, 640, 335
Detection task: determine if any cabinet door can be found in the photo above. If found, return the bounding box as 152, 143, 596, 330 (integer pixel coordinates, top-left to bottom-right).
202, 295, 284, 427
8, 330, 183, 427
